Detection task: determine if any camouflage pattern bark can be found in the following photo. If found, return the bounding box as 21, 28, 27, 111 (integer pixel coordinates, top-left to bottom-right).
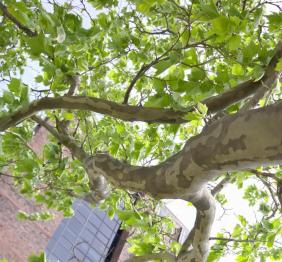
0, 43, 281, 262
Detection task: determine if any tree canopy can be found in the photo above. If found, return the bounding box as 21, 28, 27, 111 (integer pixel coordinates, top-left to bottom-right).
0, 0, 282, 261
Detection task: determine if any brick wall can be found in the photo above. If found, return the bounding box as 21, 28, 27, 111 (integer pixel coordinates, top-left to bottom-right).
0, 126, 63, 261
0, 175, 62, 261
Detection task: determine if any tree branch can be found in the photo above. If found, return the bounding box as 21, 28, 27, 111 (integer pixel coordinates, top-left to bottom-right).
240, 42, 282, 111
211, 173, 231, 196
178, 189, 216, 262
204, 41, 282, 112
0, 96, 187, 130
0, 2, 37, 37
31, 116, 110, 204
26, 99, 282, 261
122, 57, 167, 104
248, 169, 281, 182
209, 237, 266, 243
0, 42, 281, 130
122, 31, 183, 104
30, 116, 87, 160
66, 75, 80, 96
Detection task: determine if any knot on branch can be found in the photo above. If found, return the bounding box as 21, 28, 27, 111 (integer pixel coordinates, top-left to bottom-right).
83, 156, 111, 204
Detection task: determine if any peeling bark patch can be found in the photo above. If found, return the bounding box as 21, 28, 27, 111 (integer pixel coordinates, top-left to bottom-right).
191, 141, 219, 170
177, 174, 192, 188
146, 174, 177, 195
266, 153, 282, 161
223, 135, 247, 153
193, 196, 210, 211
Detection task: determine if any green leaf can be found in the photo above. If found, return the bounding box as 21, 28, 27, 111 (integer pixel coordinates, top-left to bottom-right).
227, 35, 241, 50
26, 34, 46, 56
8, 78, 21, 95
2, 91, 15, 105
16, 159, 38, 173
183, 48, 198, 65
184, 112, 202, 121
189, 68, 205, 81
8, 5, 30, 26
20, 180, 32, 194
268, 13, 282, 31
232, 63, 244, 76
199, 1, 219, 20
108, 208, 115, 219
35, 75, 44, 83
154, 60, 173, 75
17, 211, 29, 220
211, 16, 230, 36
197, 102, 208, 115
28, 252, 45, 262
170, 241, 181, 255
98, 13, 110, 29
144, 94, 170, 108
175, 80, 194, 92
152, 79, 165, 92
238, 215, 247, 227
207, 249, 223, 262
63, 111, 74, 120
275, 58, 282, 71
56, 25, 66, 43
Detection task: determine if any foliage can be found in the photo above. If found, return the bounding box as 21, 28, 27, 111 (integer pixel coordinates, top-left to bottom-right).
28, 252, 46, 262
0, 0, 282, 261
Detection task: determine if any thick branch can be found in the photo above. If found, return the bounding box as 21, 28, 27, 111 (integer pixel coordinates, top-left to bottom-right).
81, 100, 282, 200
0, 76, 277, 131
0, 96, 188, 130
30, 100, 282, 261
178, 189, 216, 262
0, 2, 37, 37
205, 41, 282, 110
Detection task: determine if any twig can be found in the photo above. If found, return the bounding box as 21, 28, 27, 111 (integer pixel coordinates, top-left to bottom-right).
0, 171, 24, 179
122, 57, 168, 104
122, 31, 184, 104
0, 2, 37, 37
211, 173, 231, 196
209, 237, 267, 243
66, 75, 80, 96
248, 169, 281, 182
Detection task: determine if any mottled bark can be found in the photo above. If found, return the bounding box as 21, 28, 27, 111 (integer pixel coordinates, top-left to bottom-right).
0, 42, 281, 262
2, 97, 281, 262
1, 2, 282, 260
5, 99, 282, 261
178, 189, 216, 262
80, 101, 282, 199
80, 101, 282, 261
